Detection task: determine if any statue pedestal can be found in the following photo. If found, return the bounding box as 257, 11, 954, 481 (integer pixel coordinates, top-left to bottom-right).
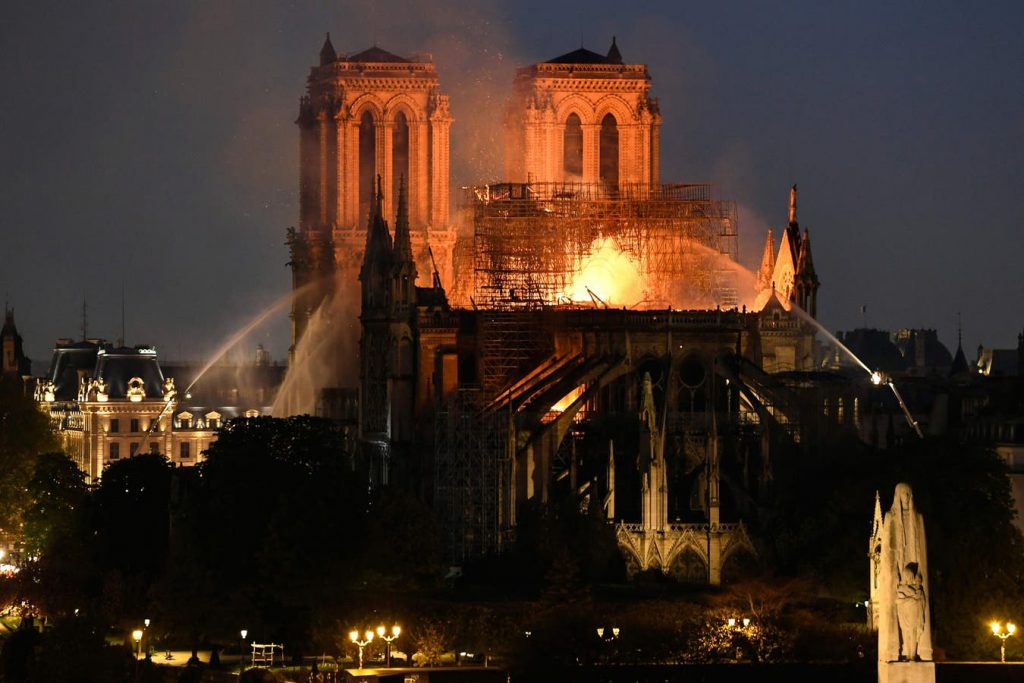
878, 661, 935, 683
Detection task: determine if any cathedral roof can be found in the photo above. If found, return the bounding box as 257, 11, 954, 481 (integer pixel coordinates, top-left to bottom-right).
547, 37, 624, 65
345, 46, 411, 63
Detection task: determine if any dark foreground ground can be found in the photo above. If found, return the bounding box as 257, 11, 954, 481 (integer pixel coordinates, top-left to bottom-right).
511, 663, 1023, 683
139, 661, 1024, 683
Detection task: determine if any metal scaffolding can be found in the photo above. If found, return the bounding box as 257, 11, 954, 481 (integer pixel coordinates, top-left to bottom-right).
459, 182, 739, 310
433, 389, 512, 564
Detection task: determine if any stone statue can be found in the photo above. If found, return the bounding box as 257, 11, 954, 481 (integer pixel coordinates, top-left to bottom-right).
896, 563, 927, 660
871, 483, 934, 683
162, 377, 177, 401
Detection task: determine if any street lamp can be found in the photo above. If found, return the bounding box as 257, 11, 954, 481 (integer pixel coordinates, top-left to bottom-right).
376, 624, 401, 667
349, 629, 374, 670
990, 621, 1017, 663
596, 627, 620, 641
240, 629, 248, 673
132, 629, 143, 683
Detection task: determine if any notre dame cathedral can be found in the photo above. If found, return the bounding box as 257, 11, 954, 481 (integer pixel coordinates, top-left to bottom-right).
288, 35, 827, 582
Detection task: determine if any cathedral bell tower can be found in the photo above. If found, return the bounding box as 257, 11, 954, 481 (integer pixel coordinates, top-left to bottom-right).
292, 36, 454, 356
504, 37, 660, 188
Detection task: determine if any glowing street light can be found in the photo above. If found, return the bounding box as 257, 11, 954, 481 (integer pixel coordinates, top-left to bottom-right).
376, 624, 401, 667
132, 629, 144, 683
991, 621, 1016, 663
596, 626, 620, 641
239, 629, 248, 673
349, 629, 374, 670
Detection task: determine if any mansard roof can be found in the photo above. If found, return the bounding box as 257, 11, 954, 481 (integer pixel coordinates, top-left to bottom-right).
345, 46, 411, 63
94, 347, 165, 400
47, 340, 104, 401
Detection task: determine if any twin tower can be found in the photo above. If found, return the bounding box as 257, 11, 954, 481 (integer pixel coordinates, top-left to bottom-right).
290, 35, 662, 351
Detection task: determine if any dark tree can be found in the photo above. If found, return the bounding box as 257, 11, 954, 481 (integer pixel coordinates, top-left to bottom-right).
0, 377, 58, 531
176, 416, 363, 645
92, 453, 174, 622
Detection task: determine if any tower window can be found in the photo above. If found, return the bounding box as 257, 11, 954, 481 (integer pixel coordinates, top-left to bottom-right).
599, 113, 619, 189
359, 111, 377, 221
563, 113, 583, 178
392, 111, 409, 213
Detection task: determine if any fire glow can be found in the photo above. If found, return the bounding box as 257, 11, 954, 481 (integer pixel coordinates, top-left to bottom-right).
563, 237, 646, 307
551, 385, 584, 413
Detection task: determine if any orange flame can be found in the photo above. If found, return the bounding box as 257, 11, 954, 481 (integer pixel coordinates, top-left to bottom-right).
564, 237, 646, 306
551, 385, 584, 413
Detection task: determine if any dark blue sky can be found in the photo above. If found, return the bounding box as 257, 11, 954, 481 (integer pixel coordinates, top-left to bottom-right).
3, 1, 1022, 365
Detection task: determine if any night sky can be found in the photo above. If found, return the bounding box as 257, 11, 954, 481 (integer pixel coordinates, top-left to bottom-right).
3, 1, 1022, 367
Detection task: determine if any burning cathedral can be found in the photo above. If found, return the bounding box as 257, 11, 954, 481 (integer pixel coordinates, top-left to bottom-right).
286, 35, 822, 583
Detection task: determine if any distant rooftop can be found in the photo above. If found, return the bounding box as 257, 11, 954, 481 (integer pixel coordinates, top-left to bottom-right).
545, 37, 624, 65
344, 45, 411, 63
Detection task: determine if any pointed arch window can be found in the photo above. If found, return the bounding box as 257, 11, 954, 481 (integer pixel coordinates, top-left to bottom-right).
392, 111, 409, 214
599, 113, 619, 189
359, 111, 376, 221
563, 113, 583, 178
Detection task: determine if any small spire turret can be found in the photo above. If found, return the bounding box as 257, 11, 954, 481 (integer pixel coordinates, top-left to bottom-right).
320, 32, 337, 65
607, 36, 623, 64
795, 228, 820, 317
393, 175, 413, 262
359, 176, 394, 309
786, 184, 801, 254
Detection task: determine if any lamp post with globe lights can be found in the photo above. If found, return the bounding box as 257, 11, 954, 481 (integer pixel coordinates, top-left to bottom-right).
376, 625, 401, 667
991, 621, 1016, 663
349, 629, 374, 670
239, 629, 248, 673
